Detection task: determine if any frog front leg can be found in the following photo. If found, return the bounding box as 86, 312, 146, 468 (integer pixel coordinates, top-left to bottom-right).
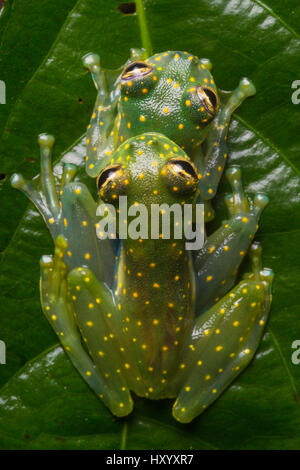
83, 48, 147, 177
194, 77, 256, 200
194, 165, 269, 313
40, 236, 133, 417
173, 243, 273, 423
11, 133, 115, 286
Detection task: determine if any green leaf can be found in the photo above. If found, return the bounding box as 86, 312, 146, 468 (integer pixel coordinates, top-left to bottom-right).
1, 0, 300, 450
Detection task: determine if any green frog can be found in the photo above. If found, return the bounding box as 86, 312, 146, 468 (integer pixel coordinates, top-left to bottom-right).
10, 50, 273, 423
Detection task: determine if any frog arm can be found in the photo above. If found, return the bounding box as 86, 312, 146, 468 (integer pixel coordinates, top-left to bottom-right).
172, 243, 273, 423
194, 166, 269, 313
11, 134, 115, 287
40, 236, 132, 418
82, 48, 147, 178
194, 78, 256, 200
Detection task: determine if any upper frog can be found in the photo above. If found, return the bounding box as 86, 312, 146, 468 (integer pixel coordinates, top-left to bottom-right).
118, 51, 220, 155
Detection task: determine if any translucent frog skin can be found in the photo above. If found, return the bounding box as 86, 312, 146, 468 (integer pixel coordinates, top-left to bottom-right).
11, 50, 273, 423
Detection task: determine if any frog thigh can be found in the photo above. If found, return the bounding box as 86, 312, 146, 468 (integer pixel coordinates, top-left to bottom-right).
173, 244, 273, 423
194, 166, 268, 313
40, 236, 132, 418
67, 266, 133, 417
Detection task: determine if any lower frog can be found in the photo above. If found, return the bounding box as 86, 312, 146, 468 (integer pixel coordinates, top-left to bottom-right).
11, 132, 273, 423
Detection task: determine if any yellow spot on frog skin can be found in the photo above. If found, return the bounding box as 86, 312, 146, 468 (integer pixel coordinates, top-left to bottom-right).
174, 53, 180, 60
162, 346, 168, 351
180, 363, 186, 369
82, 220, 87, 226
51, 315, 57, 321
75, 187, 81, 194
63, 218, 68, 227
88, 303, 94, 309
216, 345, 223, 351
141, 344, 147, 349
224, 245, 229, 251
84, 277, 90, 283
178, 123, 184, 130
139, 115, 146, 122
185, 386, 191, 392
153, 282, 160, 288
242, 217, 249, 223
205, 375, 211, 380
86, 371, 92, 376
119, 403, 124, 408
124, 363, 130, 369
185, 99, 191, 107
142, 88, 148, 94
163, 107, 169, 114
86, 321, 93, 327
219, 308, 225, 314
84, 253, 90, 260
133, 292, 139, 298
212, 389, 217, 394
233, 321, 239, 327
138, 149, 143, 155
98, 351, 104, 357
153, 319, 159, 325
206, 275, 213, 282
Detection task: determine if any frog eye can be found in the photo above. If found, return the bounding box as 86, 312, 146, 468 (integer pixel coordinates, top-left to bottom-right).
167, 158, 198, 182
162, 158, 199, 195
121, 61, 153, 81
196, 86, 219, 115
96, 165, 123, 192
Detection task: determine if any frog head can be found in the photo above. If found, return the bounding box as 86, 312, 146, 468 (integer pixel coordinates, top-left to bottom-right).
96, 132, 199, 242
118, 51, 219, 155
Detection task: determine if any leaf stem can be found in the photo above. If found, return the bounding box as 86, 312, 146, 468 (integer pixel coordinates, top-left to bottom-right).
120, 421, 128, 450
135, 0, 153, 57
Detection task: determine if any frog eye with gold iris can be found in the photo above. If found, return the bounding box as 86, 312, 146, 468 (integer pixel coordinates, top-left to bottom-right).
121, 61, 153, 81
196, 86, 220, 115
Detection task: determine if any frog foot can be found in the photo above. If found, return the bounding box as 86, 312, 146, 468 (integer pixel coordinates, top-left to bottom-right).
224, 165, 269, 227
11, 134, 78, 237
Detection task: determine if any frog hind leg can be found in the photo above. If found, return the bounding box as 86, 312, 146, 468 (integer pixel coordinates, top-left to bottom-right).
173, 243, 273, 423
40, 235, 133, 417
67, 264, 134, 417
194, 165, 269, 313
195, 78, 256, 200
